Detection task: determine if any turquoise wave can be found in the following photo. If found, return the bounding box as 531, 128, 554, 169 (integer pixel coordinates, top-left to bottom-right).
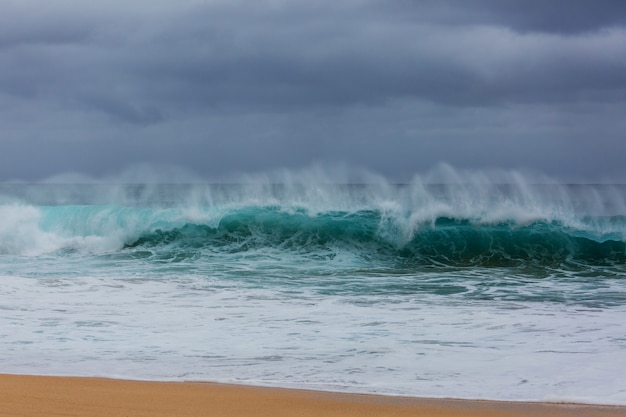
119, 207, 626, 268
2, 178, 625, 271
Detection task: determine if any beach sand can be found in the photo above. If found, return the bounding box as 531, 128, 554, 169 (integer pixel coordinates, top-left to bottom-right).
1, 374, 624, 417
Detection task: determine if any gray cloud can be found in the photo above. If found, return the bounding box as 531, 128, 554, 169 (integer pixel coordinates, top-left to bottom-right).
462, 0, 626, 33
122, 2, 626, 110
1, 0, 625, 181
381, 0, 626, 33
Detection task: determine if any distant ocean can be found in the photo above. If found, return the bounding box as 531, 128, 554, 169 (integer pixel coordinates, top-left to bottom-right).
1, 169, 626, 404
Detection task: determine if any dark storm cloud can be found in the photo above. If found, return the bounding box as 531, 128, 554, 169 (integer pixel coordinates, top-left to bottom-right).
1, 0, 625, 180
0, 3, 93, 48
128, 5, 625, 118
3, 0, 625, 117
384, 0, 626, 34
480, 0, 626, 33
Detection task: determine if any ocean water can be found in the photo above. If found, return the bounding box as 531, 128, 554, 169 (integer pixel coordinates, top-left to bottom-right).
1, 168, 626, 404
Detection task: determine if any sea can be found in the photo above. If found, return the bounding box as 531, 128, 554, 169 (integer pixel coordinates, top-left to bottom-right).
1, 166, 625, 404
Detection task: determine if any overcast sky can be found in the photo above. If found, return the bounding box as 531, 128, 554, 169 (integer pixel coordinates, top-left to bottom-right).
1, 0, 625, 182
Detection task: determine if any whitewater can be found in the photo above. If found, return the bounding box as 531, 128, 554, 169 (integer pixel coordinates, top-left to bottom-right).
1, 166, 626, 404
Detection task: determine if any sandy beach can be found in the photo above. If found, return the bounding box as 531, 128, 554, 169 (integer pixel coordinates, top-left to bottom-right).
0, 374, 624, 417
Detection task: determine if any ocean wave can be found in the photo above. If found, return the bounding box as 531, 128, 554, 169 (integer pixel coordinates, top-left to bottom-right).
120, 208, 625, 267
2, 201, 621, 267
1, 175, 625, 269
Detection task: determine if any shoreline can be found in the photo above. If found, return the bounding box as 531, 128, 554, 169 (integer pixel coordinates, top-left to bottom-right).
1, 374, 625, 417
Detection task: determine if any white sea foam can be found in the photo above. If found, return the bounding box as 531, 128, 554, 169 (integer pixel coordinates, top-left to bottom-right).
1, 272, 625, 404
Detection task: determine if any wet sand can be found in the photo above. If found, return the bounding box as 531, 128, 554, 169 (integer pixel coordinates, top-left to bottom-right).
1, 374, 624, 417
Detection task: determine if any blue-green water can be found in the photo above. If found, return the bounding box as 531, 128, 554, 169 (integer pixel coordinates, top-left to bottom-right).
1, 175, 626, 403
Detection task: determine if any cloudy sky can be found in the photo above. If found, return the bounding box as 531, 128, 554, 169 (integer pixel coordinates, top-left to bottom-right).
1, 0, 625, 182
